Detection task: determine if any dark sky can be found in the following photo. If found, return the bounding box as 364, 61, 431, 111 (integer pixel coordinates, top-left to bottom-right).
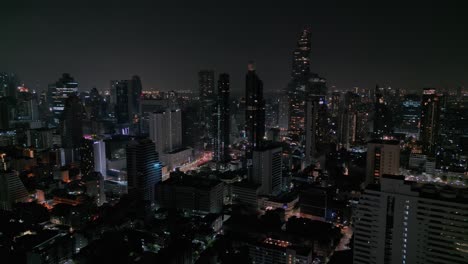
1, 2, 467, 95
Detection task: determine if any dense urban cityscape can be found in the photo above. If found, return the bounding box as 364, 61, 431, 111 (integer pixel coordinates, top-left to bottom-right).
1, 4, 467, 264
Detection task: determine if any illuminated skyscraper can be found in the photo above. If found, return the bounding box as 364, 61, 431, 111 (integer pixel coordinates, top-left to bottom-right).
213, 73, 231, 163
245, 62, 265, 160
126, 138, 162, 202
420, 88, 440, 155
288, 28, 312, 136
198, 70, 215, 100
48, 73, 78, 125
291, 28, 311, 80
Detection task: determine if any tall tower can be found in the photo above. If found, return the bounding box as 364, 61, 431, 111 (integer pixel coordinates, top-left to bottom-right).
48, 73, 78, 125
198, 70, 215, 101
245, 62, 266, 159
288, 28, 312, 136
252, 145, 282, 196
126, 138, 162, 202
112, 80, 130, 124
149, 109, 183, 155
60, 94, 85, 149
420, 88, 440, 155
213, 73, 231, 163
291, 28, 312, 80
129, 75, 142, 123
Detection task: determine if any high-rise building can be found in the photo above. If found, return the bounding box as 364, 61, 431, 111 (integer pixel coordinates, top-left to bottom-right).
397, 94, 421, 135
252, 145, 282, 196
60, 95, 85, 149
80, 138, 95, 178
291, 28, 311, 80
304, 94, 327, 165
198, 70, 215, 101
245, 62, 266, 160
111, 80, 130, 124
287, 28, 312, 136
213, 73, 230, 163
373, 85, 393, 137
338, 92, 360, 149
149, 109, 182, 155
366, 139, 400, 185
420, 88, 441, 155
80, 137, 106, 179
126, 138, 162, 202
354, 175, 468, 264
0, 97, 12, 130
0, 170, 29, 211
0, 72, 18, 98
48, 73, 78, 125
128, 75, 142, 122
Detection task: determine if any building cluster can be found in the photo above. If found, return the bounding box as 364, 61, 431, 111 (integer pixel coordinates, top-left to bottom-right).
0, 27, 467, 264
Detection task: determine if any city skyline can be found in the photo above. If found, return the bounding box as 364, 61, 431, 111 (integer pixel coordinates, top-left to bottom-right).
1, 3, 467, 94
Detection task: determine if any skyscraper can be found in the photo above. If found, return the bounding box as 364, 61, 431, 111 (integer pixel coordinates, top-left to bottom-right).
126, 138, 162, 202
111, 80, 130, 124
198, 70, 215, 101
304, 95, 327, 165
60, 95, 85, 149
366, 139, 400, 185
252, 145, 282, 196
213, 73, 230, 163
354, 175, 468, 264
48, 73, 78, 125
373, 85, 393, 137
245, 62, 265, 157
338, 91, 360, 149
420, 88, 441, 155
80, 138, 95, 178
291, 28, 311, 80
0, 170, 29, 211
149, 109, 183, 155
0, 72, 18, 98
287, 28, 312, 136
129, 75, 142, 121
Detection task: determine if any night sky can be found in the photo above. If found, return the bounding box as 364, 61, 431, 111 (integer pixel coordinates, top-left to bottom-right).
1, 2, 467, 95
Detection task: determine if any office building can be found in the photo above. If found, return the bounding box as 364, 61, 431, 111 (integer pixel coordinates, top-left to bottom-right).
252, 145, 282, 196
213, 73, 231, 162
48, 73, 79, 125
126, 138, 162, 202
198, 70, 215, 100
0, 72, 18, 98
420, 88, 441, 155
366, 139, 400, 185
155, 174, 224, 213
245, 62, 266, 160
304, 94, 327, 165
60, 94, 85, 149
149, 109, 182, 155
111, 80, 130, 124
354, 175, 468, 264
287, 28, 312, 136
0, 170, 29, 211
128, 75, 142, 122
